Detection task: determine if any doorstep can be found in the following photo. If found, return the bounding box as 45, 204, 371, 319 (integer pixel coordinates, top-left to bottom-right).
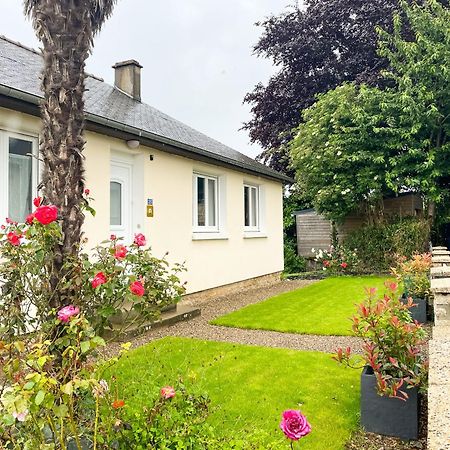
108, 305, 201, 340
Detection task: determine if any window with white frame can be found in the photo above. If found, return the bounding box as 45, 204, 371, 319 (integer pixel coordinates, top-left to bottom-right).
193, 173, 218, 231
244, 184, 259, 230
0, 131, 38, 223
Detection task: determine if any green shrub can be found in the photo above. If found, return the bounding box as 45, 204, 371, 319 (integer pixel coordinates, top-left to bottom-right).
283, 237, 307, 274
344, 217, 430, 272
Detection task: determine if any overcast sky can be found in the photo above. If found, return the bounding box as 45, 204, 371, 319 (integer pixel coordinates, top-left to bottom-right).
0, 0, 294, 158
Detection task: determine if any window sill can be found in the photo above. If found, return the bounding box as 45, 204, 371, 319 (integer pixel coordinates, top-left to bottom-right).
243, 231, 268, 239
192, 232, 229, 241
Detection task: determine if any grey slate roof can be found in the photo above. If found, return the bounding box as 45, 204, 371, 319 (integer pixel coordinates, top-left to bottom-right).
0, 36, 290, 183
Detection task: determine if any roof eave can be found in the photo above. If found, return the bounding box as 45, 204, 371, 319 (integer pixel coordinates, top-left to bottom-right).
0, 84, 293, 184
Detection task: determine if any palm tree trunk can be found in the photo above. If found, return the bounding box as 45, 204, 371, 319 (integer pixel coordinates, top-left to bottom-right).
25, 0, 117, 307
26, 1, 91, 307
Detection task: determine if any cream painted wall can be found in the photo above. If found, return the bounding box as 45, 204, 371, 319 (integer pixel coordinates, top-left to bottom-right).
0, 106, 284, 293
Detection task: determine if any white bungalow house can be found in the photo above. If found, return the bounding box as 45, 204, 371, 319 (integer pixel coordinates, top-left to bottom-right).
0, 36, 289, 296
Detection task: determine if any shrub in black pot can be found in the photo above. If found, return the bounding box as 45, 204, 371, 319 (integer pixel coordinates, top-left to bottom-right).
392, 253, 431, 324
335, 281, 428, 440
361, 365, 419, 439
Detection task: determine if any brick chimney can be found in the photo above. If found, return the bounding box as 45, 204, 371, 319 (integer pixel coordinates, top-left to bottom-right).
112, 60, 143, 101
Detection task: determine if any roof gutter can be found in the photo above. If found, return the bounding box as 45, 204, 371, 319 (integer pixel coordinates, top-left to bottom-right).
0, 84, 293, 184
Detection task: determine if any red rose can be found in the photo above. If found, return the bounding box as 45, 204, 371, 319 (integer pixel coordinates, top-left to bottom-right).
34, 205, 58, 225
114, 244, 127, 260
133, 233, 146, 247
33, 197, 42, 207
340, 262, 348, 269
25, 213, 35, 225
323, 260, 330, 267
84, 188, 90, 195
92, 272, 107, 289
130, 281, 145, 297
110, 234, 117, 241
7, 232, 22, 246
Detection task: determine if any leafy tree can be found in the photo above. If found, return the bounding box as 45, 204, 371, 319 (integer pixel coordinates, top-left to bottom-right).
291, 0, 450, 222
23, 0, 117, 307
244, 0, 405, 174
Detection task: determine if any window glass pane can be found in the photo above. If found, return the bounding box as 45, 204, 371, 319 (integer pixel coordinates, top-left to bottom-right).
110, 181, 122, 226
251, 187, 258, 227
9, 138, 32, 223
208, 178, 216, 227
244, 186, 250, 227
197, 176, 205, 226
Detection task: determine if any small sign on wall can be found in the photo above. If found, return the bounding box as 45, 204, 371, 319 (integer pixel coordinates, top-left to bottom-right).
147, 198, 154, 217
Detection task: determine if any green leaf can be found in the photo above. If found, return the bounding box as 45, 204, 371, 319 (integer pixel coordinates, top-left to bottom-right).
23, 381, 35, 390
35, 390, 45, 406
53, 403, 69, 418
80, 341, 90, 354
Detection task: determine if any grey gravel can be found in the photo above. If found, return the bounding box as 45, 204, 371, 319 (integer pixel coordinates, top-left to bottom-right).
103, 279, 362, 359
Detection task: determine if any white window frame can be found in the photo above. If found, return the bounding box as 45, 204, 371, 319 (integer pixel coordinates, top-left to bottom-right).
243, 183, 260, 232
193, 173, 219, 232
0, 130, 39, 223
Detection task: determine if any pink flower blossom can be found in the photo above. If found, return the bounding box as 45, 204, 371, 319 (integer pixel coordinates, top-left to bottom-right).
12, 410, 28, 422
84, 188, 90, 195
114, 244, 128, 260
280, 410, 311, 441
133, 233, 146, 247
57, 305, 80, 323
130, 280, 145, 297
25, 213, 35, 225
340, 262, 348, 269
110, 234, 117, 240
34, 205, 58, 225
160, 386, 176, 399
33, 197, 42, 207
92, 272, 107, 289
7, 231, 22, 246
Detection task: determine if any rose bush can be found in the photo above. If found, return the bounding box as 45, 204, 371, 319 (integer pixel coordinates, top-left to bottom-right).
312, 245, 359, 274
0, 198, 186, 340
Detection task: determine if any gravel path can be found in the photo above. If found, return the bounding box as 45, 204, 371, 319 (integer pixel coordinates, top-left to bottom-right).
104, 278, 362, 358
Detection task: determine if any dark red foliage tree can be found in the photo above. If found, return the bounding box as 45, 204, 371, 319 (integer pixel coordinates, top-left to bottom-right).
243, 0, 430, 175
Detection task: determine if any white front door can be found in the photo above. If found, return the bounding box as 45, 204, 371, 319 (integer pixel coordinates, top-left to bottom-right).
110, 161, 133, 243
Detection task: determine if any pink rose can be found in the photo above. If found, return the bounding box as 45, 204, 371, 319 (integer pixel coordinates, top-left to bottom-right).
57, 305, 80, 323
130, 281, 145, 297
110, 234, 117, 240
92, 272, 107, 288
7, 231, 22, 246
84, 188, 90, 195
114, 244, 128, 260
280, 410, 311, 441
340, 262, 348, 269
160, 386, 176, 399
34, 205, 58, 225
33, 197, 42, 207
133, 233, 146, 247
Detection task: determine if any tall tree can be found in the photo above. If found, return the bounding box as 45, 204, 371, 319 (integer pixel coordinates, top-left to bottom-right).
244, 0, 427, 175
24, 0, 116, 306
290, 0, 450, 222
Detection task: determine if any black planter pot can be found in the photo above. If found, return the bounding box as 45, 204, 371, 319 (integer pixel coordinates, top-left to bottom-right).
401, 295, 427, 323
360, 366, 419, 440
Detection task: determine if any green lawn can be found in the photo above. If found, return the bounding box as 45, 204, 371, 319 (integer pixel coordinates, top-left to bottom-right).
105, 337, 360, 449
211, 276, 389, 336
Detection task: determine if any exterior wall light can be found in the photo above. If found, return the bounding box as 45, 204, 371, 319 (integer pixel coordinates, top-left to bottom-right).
126, 139, 140, 149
